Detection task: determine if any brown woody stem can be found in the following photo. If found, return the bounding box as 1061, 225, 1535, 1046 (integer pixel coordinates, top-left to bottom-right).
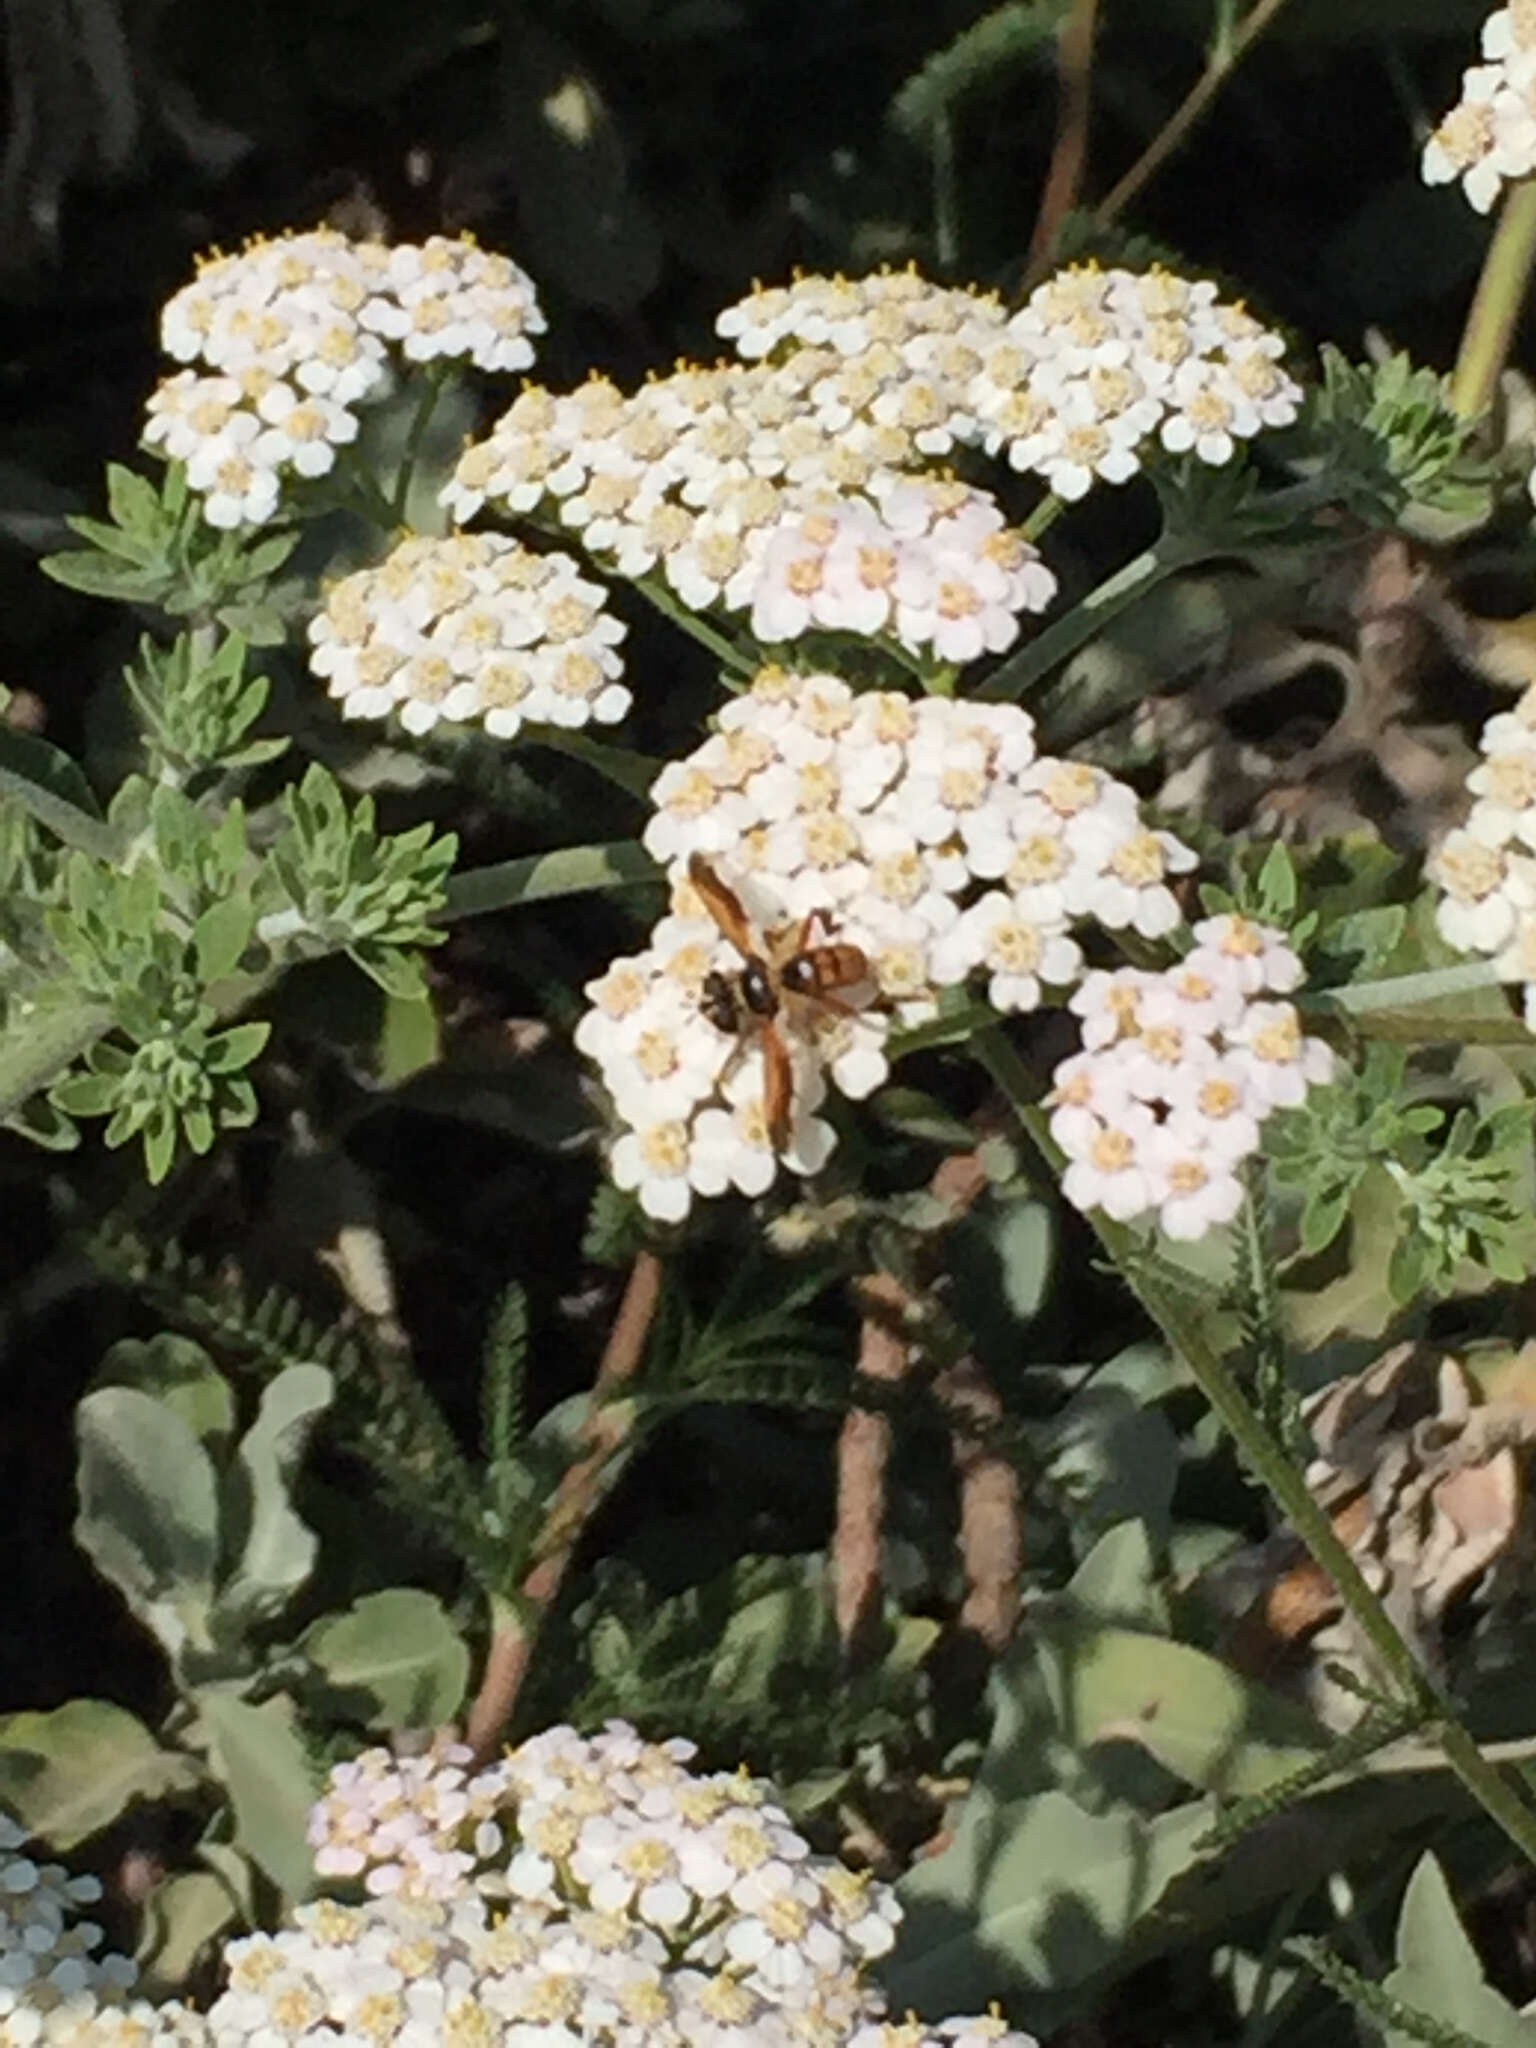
1028, 0, 1102, 276
835, 1272, 909, 1660
465, 1248, 664, 1760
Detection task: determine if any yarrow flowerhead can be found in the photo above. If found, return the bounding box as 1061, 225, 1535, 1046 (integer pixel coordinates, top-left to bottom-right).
1421, 3, 1536, 212
145, 228, 543, 528
1428, 676, 1536, 1023
441, 359, 1053, 665
267, 1721, 1037, 2047
306, 530, 628, 739
1050, 915, 1330, 1241
439, 263, 1294, 667
304, 1737, 513, 1904
715, 263, 1301, 501
575, 668, 1198, 1220
0, 1815, 208, 2044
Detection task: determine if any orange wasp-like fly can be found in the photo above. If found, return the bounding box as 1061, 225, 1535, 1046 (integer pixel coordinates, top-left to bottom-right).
687, 853, 870, 1153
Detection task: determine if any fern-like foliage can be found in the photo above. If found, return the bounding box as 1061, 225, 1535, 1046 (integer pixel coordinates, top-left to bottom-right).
532, 1554, 926, 1786
480, 1280, 529, 1472
1195, 1698, 1431, 1856
888, 2, 1069, 146
1288, 1938, 1494, 2048
640, 1257, 850, 1420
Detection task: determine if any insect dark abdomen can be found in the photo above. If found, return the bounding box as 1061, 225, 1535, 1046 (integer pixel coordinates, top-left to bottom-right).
700, 971, 742, 1033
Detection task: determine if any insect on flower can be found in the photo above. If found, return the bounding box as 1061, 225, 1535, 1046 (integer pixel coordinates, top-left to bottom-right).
688, 852, 871, 1151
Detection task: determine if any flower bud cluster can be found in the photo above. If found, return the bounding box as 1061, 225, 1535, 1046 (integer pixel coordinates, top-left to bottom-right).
1422, 3, 1536, 213
238, 1720, 1037, 2047
1050, 917, 1331, 1240
1429, 677, 1536, 1024
145, 229, 543, 527
306, 531, 628, 738
576, 667, 1197, 1220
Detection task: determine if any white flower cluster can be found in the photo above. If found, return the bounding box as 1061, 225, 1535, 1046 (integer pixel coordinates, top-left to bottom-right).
576, 667, 1198, 1220
219, 1720, 1035, 2047
717, 264, 1302, 500
306, 531, 628, 738
1422, 3, 1536, 213
442, 264, 1295, 661
441, 367, 1054, 665
0, 1817, 206, 2046
1, 2002, 209, 2047
1428, 678, 1536, 1024
145, 228, 543, 527
741, 487, 1056, 665
1049, 915, 1331, 1240
306, 1740, 511, 1904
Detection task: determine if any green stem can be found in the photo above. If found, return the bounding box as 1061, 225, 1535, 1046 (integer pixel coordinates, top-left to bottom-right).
632, 574, 757, 680
1020, 492, 1066, 544
529, 728, 661, 801
1238, 1174, 1295, 1450
1449, 180, 1536, 423
933, 106, 960, 270
974, 1022, 1536, 1871
1347, 1011, 1531, 1045
978, 533, 1208, 706
441, 840, 659, 921
392, 371, 449, 524
1323, 960, 1501, 1012
0, 999, 113, 1121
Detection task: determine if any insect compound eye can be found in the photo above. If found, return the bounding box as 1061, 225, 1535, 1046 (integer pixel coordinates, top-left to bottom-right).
780, 954, 818, 997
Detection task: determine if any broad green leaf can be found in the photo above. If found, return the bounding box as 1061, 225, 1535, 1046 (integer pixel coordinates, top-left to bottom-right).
196, 1691, 317, 1902
204, 1023, 270, 1075
42, 552, 161, 598
887, 1788, 1212, 2009
49, 1071, 121, 1117
94, 1336, 235, 1452
349, 944, 428, 1001
0, 1700, 199, 1847
989, 1199, 1055, 1322
215, 1365, 332, 1635
192, 898, 254, 984
1382, 1853, 1536, 2048
299, 1589, 470, 1729
0, 727, 116, 860
105, 462, 162, 534
3, 1094, 80, 1151
136, 1870, 239, 1995
1036, 1624, 1328, 1799
711, 1584, 834, 1702
442, 839, 659, 919
74, 1387, 219, 1660
377, 990, 440, 1085
869, 1086, 979, 1148
1044, 1382, 1180, 1550
1283, 1165, 1403, 1348
1064, 1520, 1169, 1633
